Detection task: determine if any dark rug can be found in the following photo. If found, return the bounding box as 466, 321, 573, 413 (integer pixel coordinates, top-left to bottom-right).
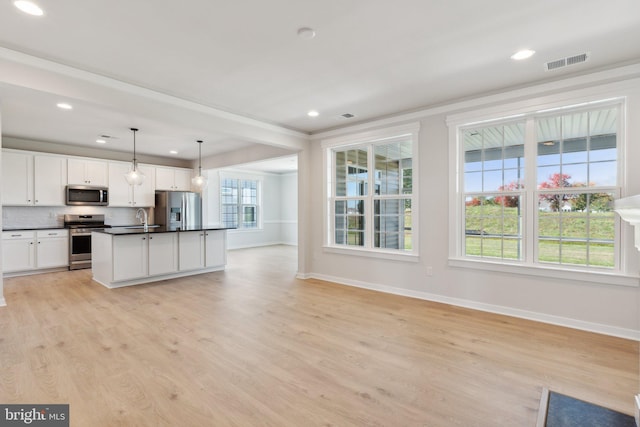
544, 391, 636, 427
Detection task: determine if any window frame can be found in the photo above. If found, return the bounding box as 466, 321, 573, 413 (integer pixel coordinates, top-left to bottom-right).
219, 176, 262, 230
448, 97, 638, 286
322, 122, 420, 261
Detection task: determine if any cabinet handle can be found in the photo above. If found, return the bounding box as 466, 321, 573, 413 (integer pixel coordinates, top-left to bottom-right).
48, 233, 56, 236
29, 242, 33, 245
149, 237, 153, 240
142, 237, 146, 240
35, 200, 39, 203
11, 234, 21, 237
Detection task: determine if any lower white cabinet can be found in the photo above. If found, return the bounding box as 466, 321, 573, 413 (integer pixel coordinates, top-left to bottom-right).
92, 229, 228, 288
205, 230, 226, 267
112, 234, 149, 281
2, 229, 69, 274
148, 233, 178, 276
178, 231, 205, 271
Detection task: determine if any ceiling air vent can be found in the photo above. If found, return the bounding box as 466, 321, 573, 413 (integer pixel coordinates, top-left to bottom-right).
545, 52, 590, 71
341, 113, 355, 119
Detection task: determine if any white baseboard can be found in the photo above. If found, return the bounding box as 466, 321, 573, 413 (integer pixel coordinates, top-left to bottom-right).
304, 272, 640, 341
635, 394, 640, 427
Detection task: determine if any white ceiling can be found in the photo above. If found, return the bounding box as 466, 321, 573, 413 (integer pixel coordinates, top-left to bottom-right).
0, 0, 639, 171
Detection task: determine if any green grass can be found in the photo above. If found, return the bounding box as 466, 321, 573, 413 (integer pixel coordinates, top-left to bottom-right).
465, 205, 615, 267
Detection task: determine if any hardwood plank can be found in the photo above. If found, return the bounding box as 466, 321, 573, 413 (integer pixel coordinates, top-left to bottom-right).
0, 245, 637, 426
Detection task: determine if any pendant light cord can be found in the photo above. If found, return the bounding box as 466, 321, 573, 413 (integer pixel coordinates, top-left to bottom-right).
131, 128, 139, 168
197, 140, 203, 175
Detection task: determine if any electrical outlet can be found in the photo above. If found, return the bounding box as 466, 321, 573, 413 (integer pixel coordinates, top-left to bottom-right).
426, 266, 433, 276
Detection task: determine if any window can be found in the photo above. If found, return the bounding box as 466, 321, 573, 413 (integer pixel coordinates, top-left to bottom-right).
221, 178, 260, 229
325, 123, 419, 256
457, 102, 621, 272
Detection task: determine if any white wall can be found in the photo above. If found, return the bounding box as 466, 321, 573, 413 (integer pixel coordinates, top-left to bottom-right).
302, 67, 640, 339
205, 169, 298, 250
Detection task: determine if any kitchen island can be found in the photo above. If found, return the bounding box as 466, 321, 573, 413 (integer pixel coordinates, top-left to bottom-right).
92, 226, 233, 288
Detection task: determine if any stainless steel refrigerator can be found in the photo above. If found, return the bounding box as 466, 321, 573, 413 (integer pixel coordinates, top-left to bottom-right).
155, 191, 202, 230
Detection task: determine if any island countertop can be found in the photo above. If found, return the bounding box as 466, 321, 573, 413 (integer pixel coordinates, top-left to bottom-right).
94, 225, 235, 235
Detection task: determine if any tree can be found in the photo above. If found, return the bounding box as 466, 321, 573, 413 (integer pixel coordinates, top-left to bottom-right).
538, 173, 573, 212
495, 181, 522, 207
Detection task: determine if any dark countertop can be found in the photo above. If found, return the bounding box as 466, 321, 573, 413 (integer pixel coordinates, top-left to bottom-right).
94, 225, 235, 235
3, 226, 66, 231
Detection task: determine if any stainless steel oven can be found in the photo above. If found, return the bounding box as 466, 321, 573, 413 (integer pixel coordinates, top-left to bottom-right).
64, 214, 110, 270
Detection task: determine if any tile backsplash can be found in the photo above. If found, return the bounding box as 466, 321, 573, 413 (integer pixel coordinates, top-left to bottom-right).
3, 206, 149, 229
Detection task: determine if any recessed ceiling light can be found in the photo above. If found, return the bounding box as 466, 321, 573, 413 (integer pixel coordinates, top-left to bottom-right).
169, 150, 178, 154
511, 49, 535, 60
297, 27, 316, 40
56, 103, 72, 110
96, 139, 106, 144
307, 110, 319, 117
14, 1, 43, 16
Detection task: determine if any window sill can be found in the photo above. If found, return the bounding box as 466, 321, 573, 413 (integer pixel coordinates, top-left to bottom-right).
323, 245, 419, 262
448, 257, 640, 287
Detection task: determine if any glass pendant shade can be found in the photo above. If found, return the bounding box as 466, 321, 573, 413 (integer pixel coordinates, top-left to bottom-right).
124, 127, 145, 186
192, 140, 208, 191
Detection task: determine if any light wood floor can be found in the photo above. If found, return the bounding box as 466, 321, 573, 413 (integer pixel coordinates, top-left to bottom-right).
1, 245, 637, 426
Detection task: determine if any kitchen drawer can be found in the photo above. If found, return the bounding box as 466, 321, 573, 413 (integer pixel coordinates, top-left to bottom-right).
2, 231, 35, 240
37, 229, 68, 239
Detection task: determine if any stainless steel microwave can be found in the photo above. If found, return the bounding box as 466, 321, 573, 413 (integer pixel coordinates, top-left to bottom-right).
65, 185, 109, 206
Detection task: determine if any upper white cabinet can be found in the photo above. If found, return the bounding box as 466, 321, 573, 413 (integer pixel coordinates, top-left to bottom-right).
68, 158, 108, 186
2, 151, 33, 205
108, 162, 156, 207
34, 155, 68, 206
1, 151, 67, 206
156, 167, 192, 191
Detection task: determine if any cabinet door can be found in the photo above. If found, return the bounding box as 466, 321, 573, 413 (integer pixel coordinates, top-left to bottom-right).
113, 234, 148, 281
132, 164, 156, 207
173, 169, 192, 191
108, 162, 134, 207
2, 233, 36, 272
67, 158, 88, 185
2, 151, 33, 205
155, 167, 176, 191
205, 231, 226, 267
178, 231, 205, 271
36, 234, 69, 269
34, 155, 67, 206
85, 160, 108, 186
148, 233, 178, 276
68, 159, 108, 186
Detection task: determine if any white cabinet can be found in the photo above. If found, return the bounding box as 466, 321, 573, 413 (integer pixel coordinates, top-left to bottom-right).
205, 230, 226, 267
108, 162, 156, 207
156, 167, 192, 191
178, 231, 205, 271
68, 158, 108, 186
178, 230, 225, 271
2, 229, 68, 273
112, 234, 149, 281
1, 151, 66, 206
2, 231, 36, 272
148, 233, 178, 276
35, 230, 69, 269
34, 155, 67, 206
2, 151, 33, 206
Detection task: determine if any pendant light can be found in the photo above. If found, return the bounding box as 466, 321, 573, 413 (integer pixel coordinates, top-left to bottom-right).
124, 128, 145, 186
191, 139, 208, 191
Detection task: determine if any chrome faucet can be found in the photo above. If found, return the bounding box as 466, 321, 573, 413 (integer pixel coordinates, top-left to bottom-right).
136, 208, 149, 232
